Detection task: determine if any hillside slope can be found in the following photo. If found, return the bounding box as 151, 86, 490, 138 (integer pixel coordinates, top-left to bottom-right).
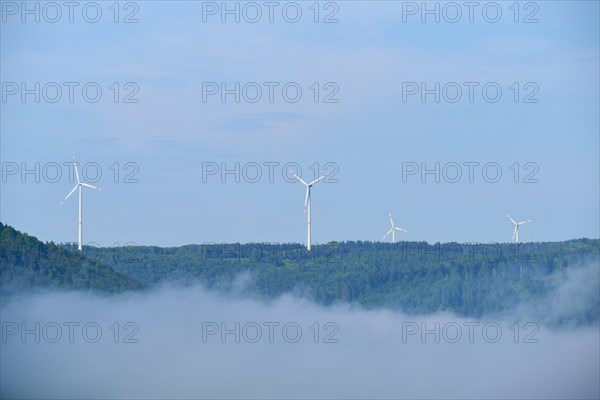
0, 223, 145, 298
2, 223, 598, 326
93, 239, 600, 323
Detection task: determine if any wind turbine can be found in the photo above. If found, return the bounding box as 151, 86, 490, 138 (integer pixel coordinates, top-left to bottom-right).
289, 171, 328, 251
506, 214, 531, 243
382, 212, 407, 243
61, 156, 102, 251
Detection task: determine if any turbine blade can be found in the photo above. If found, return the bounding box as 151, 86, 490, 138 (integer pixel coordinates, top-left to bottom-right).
61, 184, 79, 204
289, 171, 308, 186
81, 183, 101, 191
389, 212, 395, 228
382, 228, 393, 240
73, 156, 80, 184
519, 220, 531, 225
308, 173, 329, 186
395, 227, 407, 232
506, 214, 517, 225
304, 187, 309, 212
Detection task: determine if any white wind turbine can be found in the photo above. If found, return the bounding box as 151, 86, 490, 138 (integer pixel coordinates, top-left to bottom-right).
61, 156, 102, 251
289, 171, 329, 251
506, 214, 531, 243
382, 212, 407, 243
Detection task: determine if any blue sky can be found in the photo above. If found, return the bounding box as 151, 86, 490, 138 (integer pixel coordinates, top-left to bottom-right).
1, 0, 599, 246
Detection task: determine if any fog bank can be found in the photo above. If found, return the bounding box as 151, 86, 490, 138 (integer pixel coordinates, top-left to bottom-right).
1, 281, 598, 399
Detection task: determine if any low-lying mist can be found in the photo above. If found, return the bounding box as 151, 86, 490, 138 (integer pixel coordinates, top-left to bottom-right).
1, 262, 599, 399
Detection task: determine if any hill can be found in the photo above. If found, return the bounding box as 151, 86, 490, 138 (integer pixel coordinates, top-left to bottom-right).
0, 223, 145, 300
1, 223, 598, 326
89, 239, 600, 324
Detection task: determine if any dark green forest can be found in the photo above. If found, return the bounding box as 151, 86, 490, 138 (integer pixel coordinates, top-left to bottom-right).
0, 223, 144, 301
1, 223, 598, 325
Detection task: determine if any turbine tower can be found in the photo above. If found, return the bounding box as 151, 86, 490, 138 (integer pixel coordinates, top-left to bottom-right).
289, 171, 328, 251
382, 212, 407, 243
506, 214, 531, 243
61, 156, 102, 251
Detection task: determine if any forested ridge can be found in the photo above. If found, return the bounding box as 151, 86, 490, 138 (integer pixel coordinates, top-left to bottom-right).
1, 223, 598, 325
86, 239, 599, 321
0, 223, 145, 301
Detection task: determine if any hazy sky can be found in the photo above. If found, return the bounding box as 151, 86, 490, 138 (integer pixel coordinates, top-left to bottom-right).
1, 1, 599, 246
